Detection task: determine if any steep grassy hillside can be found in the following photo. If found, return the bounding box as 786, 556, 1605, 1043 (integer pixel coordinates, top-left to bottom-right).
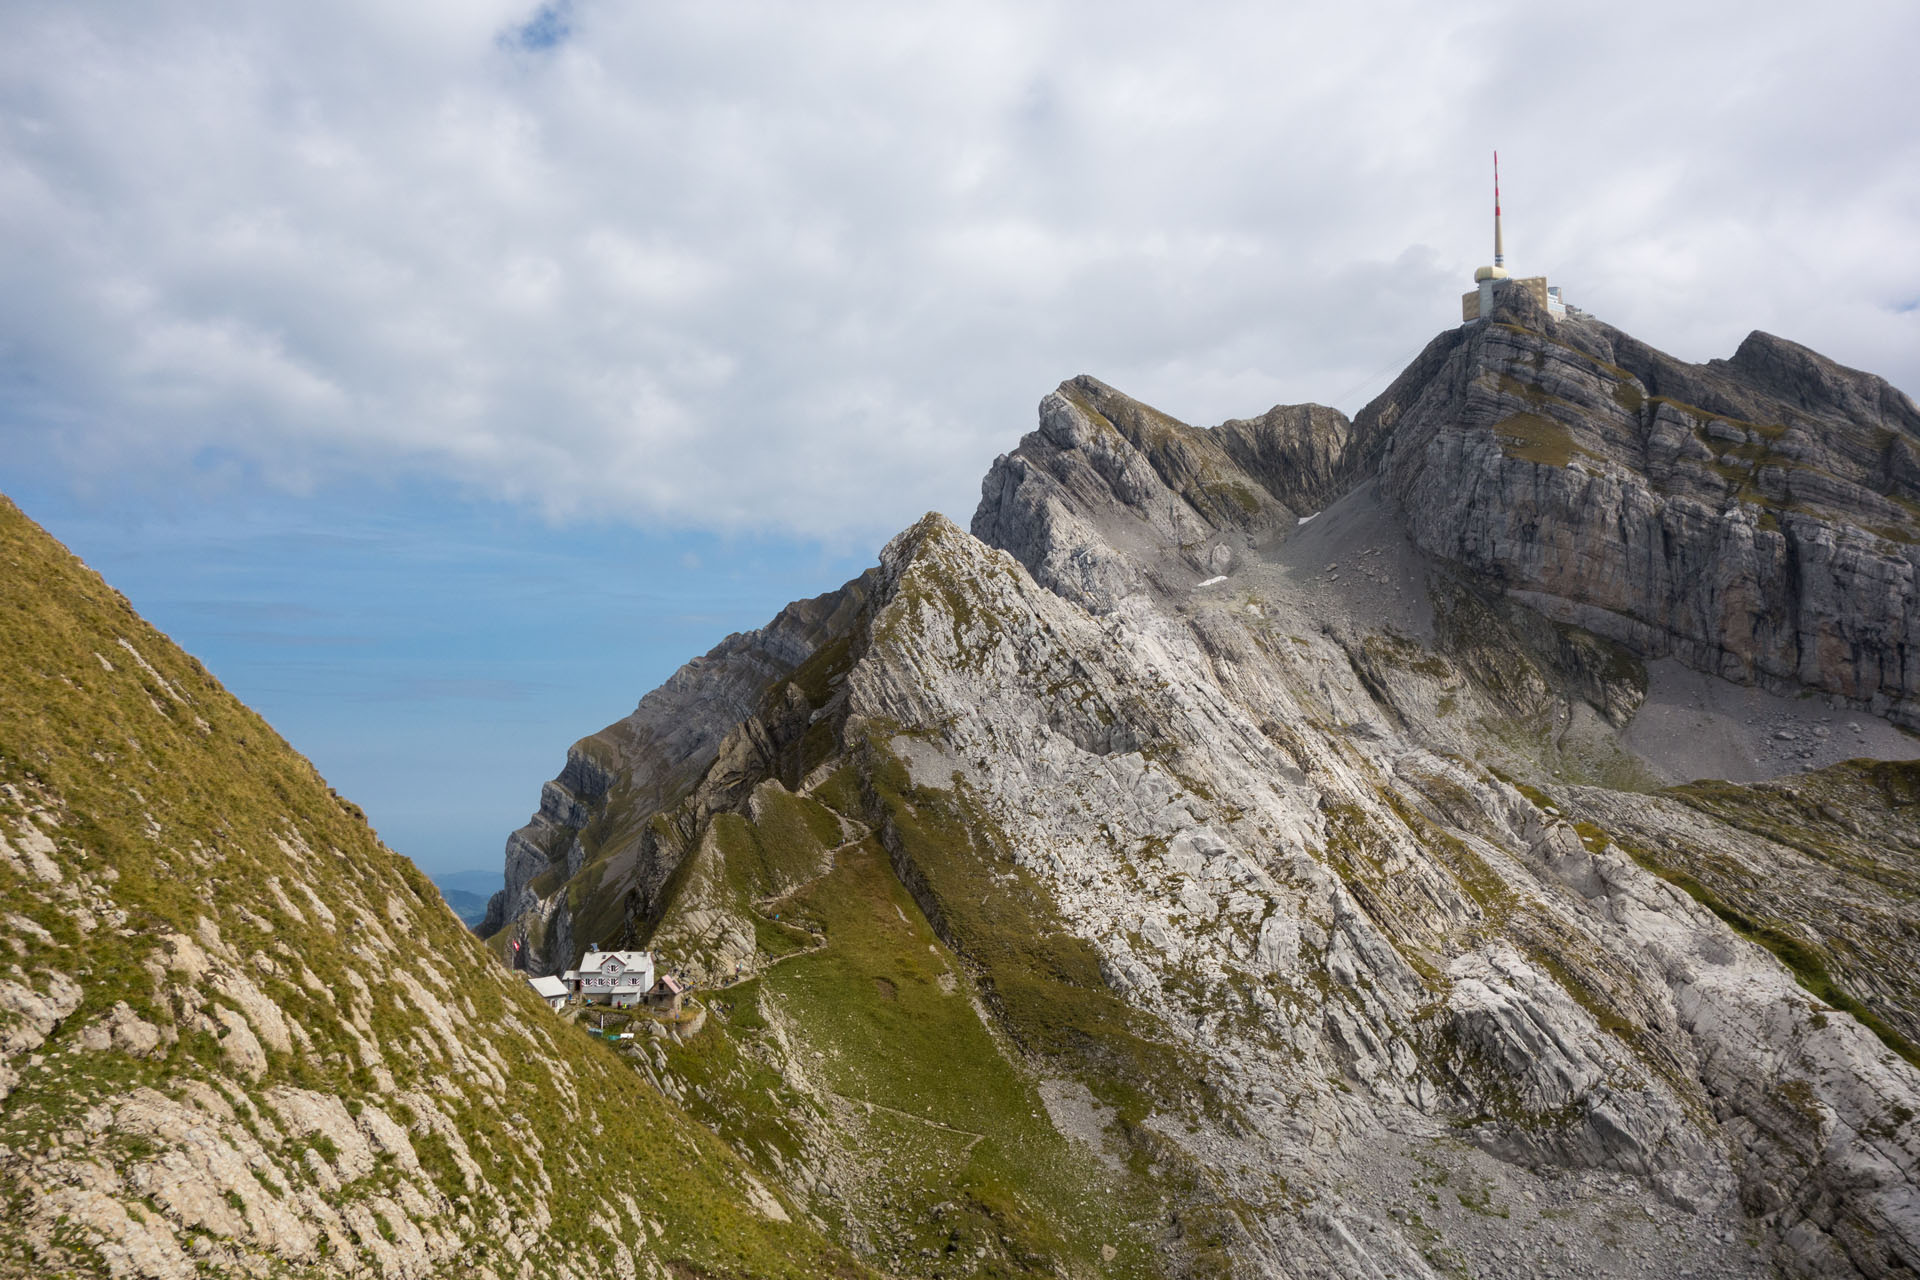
0, 494, 865, 1279
653, 827, 1170, 1279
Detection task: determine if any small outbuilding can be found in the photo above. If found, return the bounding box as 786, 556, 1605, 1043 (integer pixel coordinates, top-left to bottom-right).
526, 974, 569, 1012
646, 975, 687, 1013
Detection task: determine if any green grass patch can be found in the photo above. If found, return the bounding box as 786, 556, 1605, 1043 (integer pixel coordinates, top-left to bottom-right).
1492, 412, 1598, 469
865, 738, 1202, 1129
683, 835, 1165, 1278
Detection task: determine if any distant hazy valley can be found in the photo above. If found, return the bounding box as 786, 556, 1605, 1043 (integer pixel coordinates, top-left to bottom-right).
429, 872, 502, 930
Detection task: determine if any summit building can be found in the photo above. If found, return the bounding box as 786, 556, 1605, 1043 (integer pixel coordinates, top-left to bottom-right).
1462, 152, 1566, 322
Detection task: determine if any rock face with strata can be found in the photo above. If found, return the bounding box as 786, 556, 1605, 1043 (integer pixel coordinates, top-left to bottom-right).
971, 374, 1342, 613
1365, 283, 1920, 725
481, 573, 875, 970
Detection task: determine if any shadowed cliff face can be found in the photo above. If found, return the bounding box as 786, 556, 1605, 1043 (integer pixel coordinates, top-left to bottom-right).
485, 318, 1920, 1279
480, 573, 877, 972
1364, 284, 1920, 725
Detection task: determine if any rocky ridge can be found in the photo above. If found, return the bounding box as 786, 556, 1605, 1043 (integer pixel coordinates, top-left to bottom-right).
488, 296, 1920, 1279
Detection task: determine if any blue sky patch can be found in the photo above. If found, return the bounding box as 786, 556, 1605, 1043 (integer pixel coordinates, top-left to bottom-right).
508, 1, 573, 52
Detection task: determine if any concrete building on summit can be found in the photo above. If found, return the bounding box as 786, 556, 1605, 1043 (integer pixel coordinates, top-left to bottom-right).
1462, 152, 1566, 323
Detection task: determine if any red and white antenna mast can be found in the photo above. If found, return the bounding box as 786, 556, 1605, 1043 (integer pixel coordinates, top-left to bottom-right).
1493, 150, 1505, 269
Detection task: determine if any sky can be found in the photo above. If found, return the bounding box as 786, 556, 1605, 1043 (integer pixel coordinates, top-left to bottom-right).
2, 1, 1916, 880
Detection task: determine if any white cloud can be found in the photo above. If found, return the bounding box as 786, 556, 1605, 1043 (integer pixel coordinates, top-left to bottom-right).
2, 0, 1915, 540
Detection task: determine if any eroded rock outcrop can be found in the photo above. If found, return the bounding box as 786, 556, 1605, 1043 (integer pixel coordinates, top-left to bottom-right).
482, 572, 876, 969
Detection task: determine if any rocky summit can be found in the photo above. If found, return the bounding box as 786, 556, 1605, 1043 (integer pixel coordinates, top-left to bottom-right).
486, 293, 1920, 1280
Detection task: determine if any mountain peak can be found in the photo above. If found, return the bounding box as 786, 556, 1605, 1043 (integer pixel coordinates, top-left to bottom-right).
1723, 328, 1920, 429
1373, 301, 1920, 724
476, 307, 1920, 1279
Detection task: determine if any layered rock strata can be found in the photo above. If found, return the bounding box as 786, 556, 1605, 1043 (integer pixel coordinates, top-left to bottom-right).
1366, 285, 1920, 725
481, 574, 874, 970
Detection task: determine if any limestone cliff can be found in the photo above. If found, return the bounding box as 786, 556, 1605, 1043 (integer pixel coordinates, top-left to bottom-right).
0, 496, 864, 1279
1365, 284, 1920, 725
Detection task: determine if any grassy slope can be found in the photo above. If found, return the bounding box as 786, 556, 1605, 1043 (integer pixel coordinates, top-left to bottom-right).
662, 514, 1256, 1277
0, 494, 864, 1278
626, 717, 1244, 1280
671, 833, 1159, 1279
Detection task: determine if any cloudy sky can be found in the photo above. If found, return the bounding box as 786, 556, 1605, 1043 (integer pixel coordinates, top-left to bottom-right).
3, 0, 1916, 878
